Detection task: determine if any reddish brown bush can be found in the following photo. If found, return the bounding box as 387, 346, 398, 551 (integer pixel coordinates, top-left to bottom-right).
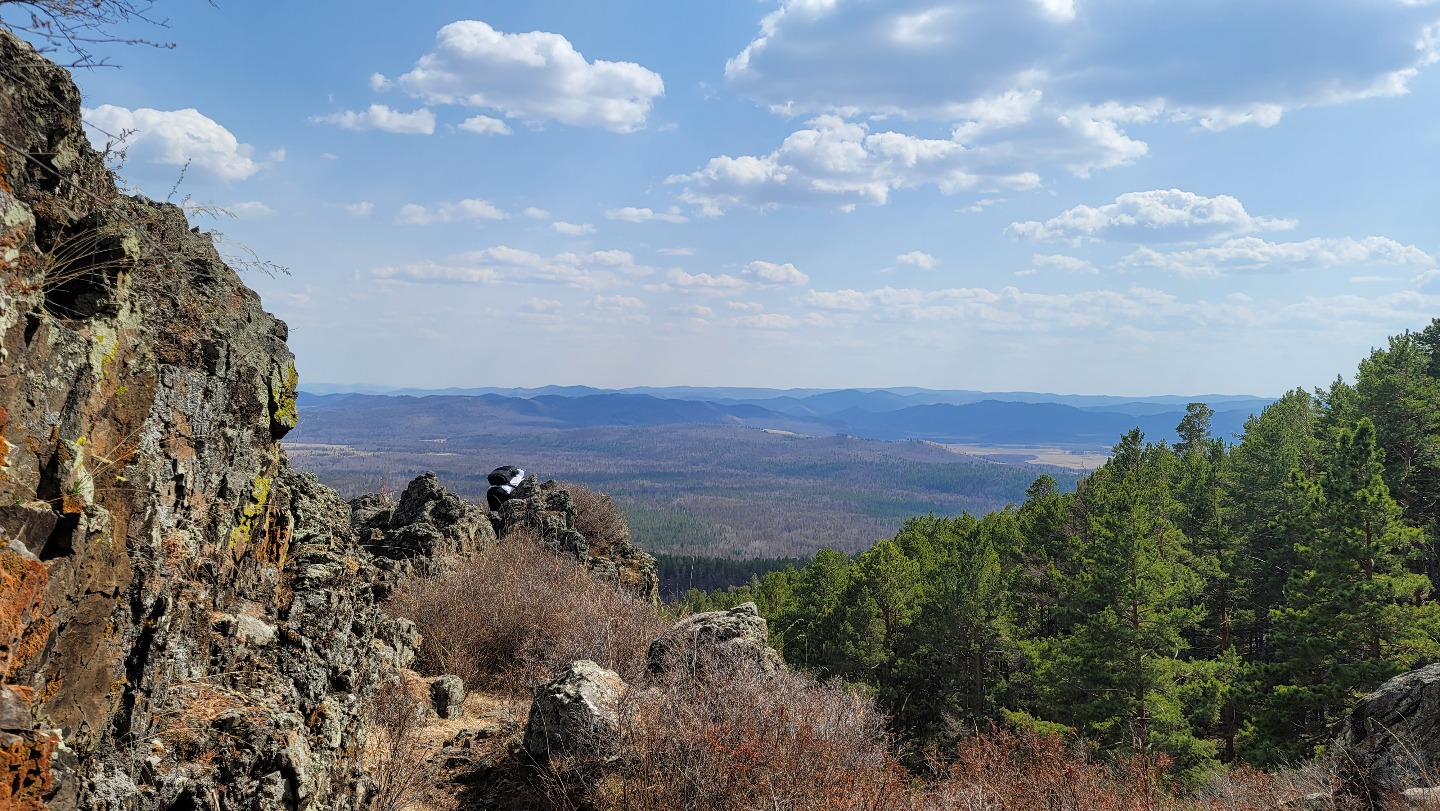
563, 661, 907, 811
385, 529, 667, 692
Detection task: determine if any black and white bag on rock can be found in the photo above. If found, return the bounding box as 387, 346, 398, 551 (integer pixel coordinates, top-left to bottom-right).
486, 465, 526, 512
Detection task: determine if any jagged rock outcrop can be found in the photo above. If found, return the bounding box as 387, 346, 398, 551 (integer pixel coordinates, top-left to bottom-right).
0, 30, 404, 809
646, 602, 784, 678
1334, 663, 1440, 810
350, 470, 495, 579
522, 660, 626, 762
498, 476, 659, 602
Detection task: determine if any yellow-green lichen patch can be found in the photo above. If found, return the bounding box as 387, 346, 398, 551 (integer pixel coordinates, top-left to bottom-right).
269, 362, 299, 433
227, 474, 273, 560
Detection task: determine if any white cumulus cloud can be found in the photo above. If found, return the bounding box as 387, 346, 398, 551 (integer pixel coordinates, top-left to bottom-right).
396, 20, 665, 132
1009, 190, 1298, 245
552, 221, 596, 235
375, 246, 655, 289
656, 269, 748, 295
669, 114, 1139, 214
459, 115, 513, 135
743, 261, 808, 285
229, 201, 275, 219
896, 251, 939, 270
1030, 254, 1099, 274
311, 104, 436, 135
373, 261, 501, 284
82, 105, 268, 181
1119, 236, 1437, 278
670, 304, 715, 318
606, 206, 688, 223
591, 295, 646, 310
343, 202, 375, 219
397, 199, 508, 224
725, 0, 1438, 127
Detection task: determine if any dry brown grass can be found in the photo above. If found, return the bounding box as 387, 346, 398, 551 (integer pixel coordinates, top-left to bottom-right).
362, 676, 453, 811
385, 528, 668, 693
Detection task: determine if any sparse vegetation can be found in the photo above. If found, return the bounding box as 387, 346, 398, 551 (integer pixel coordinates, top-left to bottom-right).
361, 676, 451, 811
385, 528, 667, 692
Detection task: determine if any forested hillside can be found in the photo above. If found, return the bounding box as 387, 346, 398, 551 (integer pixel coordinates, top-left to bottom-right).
688, 319, 1440, 780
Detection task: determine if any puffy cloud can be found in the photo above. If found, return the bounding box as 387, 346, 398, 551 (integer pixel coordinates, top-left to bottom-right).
523, 207, 551, 219
804, 288, 872, 311
729, 300, 765, 312
655, 269, 748, 295
311, 104, 436, 135
896, 251, 938, 269
397, 198, 508, 224
669, 114, 1137, 213
730, 313, 808, 330
1029, 254, 1099, 274
606, 206, 688, 223
591, 295, 646, 310
373, 261, 501, 284
229, 201, 275, 219
458, 114, 513, 135
82, 105, 268, 181
1008, 190, 1297, 244
552, 221, 596, 235
725, 0, 1437, 127
396, 20, 664, 132
658, 246, 696, 256
670, 304, 715, 318
743, 260, 808, 285
708, 0, 1439, 213
343, 202, 375, 218
1119, 236, 1437, 278
375, 245, 655, 289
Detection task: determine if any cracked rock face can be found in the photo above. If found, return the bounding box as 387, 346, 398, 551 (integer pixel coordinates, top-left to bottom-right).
1334, 664, 1440, 810
0, 30, 402, 810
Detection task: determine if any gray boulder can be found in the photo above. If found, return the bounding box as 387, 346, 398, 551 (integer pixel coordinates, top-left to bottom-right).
647, 602, 784, 678
430, 675, 465, 720
523, 661, 628, 762
1334, 663, 1440, 810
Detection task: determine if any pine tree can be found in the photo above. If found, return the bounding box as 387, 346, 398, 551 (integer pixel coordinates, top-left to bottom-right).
1250, 419, 1440, 764
891, 513, 1010, 742
1035, 430, 1212, 773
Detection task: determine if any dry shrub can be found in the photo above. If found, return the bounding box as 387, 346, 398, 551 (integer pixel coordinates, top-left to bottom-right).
576, 660, 907, 811
563, 482, 631, 555
922, 726, 1179, 811
362, 677, 449, 811
386, 529, 667, 692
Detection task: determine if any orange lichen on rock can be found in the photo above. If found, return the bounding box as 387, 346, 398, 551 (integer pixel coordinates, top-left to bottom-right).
0, 728, 57, 811
0, 541, 48, 677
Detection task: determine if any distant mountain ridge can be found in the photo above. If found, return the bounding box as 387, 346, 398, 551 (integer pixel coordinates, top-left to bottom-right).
296, 386, 1271, 448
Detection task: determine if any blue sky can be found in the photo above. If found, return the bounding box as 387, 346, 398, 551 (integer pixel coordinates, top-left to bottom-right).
36, 0, 1440, 395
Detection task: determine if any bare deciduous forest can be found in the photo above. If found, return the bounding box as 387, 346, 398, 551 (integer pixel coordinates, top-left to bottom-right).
286, 421, 1078, 559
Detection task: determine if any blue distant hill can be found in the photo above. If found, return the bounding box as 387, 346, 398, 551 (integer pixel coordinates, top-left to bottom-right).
295, 386, 1272, 448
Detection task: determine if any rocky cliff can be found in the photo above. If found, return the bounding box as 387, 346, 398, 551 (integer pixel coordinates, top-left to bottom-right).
0, 30, 663, 809
0, 30, 406, 809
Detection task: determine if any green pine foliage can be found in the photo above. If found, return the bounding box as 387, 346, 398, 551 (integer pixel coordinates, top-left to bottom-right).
684, 318, 1440, 783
